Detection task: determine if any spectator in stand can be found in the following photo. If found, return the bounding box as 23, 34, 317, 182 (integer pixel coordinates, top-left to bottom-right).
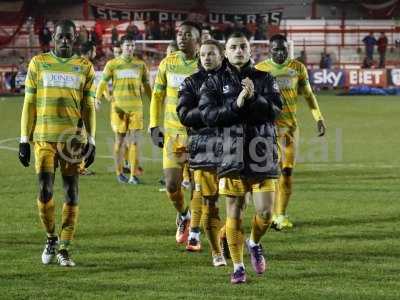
319, 52, 325, 68
145, 21, 161, 40
377, 32, 388, 68
78, 25, 89, 46
296, 50, 307, 65
362, 32, 377, 61
111, 24, 119, 46
39, 26, 52, 53
132, 25, 143, 40
224, 21, 252, 40
325, 53, 332, 69
159, 23, 175, 40
89, 27, 98, 44
201, 27, 212, 42
362, 56, 374, 69
94, 21, 104, 56
254, 23, 267, 40
211, 25, 224, 40
126, 24, 142, 40
164, 22, 175, 40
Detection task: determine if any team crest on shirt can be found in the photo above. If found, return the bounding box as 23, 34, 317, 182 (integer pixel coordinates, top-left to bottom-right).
42, 63, 50, 69
272, 81, 279, 92
73, 66, 81, 72
287, 69, 296, 76
222, 85, 230, 94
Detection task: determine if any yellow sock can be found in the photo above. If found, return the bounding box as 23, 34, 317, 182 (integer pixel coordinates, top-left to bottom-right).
124, 147, 129, 162
220, 223, 226, 239
226, 217, 244, 264
183, 164, 190, 182
190, 190, 202, 230
59, 203, 79, 250
128, 144, 138, 177
202, 204, 222, 255
250, 214, 272, 244
276, 175, 292, 215
114, 142, 123, 175
37, 199, 55, 236
167, 189, 185, 214
79, 161, 85, 172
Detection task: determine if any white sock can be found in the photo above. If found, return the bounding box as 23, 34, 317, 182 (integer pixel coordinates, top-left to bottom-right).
233, 263, 245, 272
181, 210, 191, 220
189, 231, 200, 241
248, 239, 258, 248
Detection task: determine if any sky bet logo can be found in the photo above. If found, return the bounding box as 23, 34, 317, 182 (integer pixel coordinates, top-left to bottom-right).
43, 72, 81, 89
310, 69, 344, 87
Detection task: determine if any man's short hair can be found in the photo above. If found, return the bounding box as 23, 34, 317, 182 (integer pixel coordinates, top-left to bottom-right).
201, 39, 224, 55
179, 21, 202, 36
269, 34, 287, 44
80, 41, 94, 55
54, 19, 76, 33
120, 34, 135, 44
226, 31, 249, 42
113, 41, 121, 48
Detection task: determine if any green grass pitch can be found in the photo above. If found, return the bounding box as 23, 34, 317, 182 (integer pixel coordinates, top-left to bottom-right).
0, 93, 399, 299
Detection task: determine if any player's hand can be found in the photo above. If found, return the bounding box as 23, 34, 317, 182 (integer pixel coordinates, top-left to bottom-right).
82, 140, 96, 168
241, 77, 254, 99
150, 127, 164, 148
317, 120, 326, 137
236, 89, 247, 108
18, 142, 30, 167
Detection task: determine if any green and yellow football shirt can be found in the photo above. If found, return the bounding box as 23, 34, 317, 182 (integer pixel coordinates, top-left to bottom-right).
23, 51, 96, 142
149, 51, 198, 135
97, 56, 149, 114
255, 58, 322, 129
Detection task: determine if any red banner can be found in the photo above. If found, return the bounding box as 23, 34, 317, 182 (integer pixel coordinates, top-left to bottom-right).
0, 1, 26, 25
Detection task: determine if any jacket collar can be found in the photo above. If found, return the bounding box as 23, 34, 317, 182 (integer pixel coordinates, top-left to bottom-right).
226, 60, 253, 77
198, 59, 227, 76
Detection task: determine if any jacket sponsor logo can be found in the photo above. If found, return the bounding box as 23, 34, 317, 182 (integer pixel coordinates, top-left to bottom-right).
222, 85, 230, 93
168, 73, 188, 88
42, 72, 81, 89
272, 81, 279, 92
310, 69, 343, 87
116, 69, 140, 79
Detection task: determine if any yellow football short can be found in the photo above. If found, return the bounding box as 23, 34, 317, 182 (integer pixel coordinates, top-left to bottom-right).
277, 127, 299, 170
34, 141, 83, 175
162, 133, 188, 169
193, 169, 218, 197
219, 176, 276, 197
111, 108, 143, 133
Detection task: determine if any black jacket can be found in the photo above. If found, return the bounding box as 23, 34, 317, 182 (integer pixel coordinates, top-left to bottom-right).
199, 61, 282, 179
177, 64, 225, 170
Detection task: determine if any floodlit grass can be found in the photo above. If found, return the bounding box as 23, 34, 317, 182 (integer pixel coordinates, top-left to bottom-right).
0, 93, 399, 299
